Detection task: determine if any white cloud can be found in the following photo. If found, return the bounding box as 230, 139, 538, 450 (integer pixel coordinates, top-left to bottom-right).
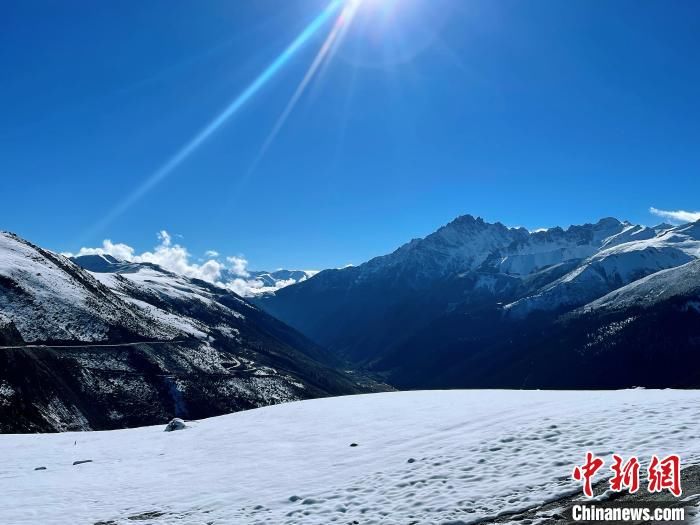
224, 278, 264, 296
69, 240, 136, 261
70, 231, 314, 297
226, 256, 250, 278
157, 230, 172, 247
224, 277, 304, 297
650, 207, 700, 224
72, 231, 224, 284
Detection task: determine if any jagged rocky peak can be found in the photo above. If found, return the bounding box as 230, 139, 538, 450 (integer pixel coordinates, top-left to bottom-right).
441, 213, 487, 229
484, 217, 628, 276
342, 215, 640, 283
431, 214, 529, 246
437, 214, 524, 236
596, 216, 623, 227
562, 217, 624, 244
583, 216, 625, 240
435, 215, 628, 252
653, 222, 675, 233
363, 214, 530, 280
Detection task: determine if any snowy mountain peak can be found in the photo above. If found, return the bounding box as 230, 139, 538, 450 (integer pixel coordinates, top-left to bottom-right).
246, 269, 316, 289
438, 214, 516, 236
358, 215, 530, 282
596, 216, 624, 227
484, 217, 628, 276
287, 215, 646, 288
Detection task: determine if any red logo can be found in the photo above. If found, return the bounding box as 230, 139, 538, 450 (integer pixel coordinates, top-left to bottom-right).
648, 454, 682, 497
610, 454, 640, 494
572, 452, 604, 497
573, 453, 682, 498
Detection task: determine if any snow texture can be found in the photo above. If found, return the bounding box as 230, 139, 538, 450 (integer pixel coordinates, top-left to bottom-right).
2, 390, 700, 524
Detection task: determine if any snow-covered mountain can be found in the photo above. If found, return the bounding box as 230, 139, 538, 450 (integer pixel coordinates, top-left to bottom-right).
258, 215, 700, 387
505, 220, 700, 316
0, 234, 173, 343
221, 268, 317, 296
3, 390, 700, 524
248, 269, 315, 287
0, 232, 386, 432
583, 258, 700, 313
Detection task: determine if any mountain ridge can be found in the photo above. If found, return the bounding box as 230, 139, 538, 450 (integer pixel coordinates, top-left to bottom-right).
0, 231, 387, 432
257, 215, 700, 386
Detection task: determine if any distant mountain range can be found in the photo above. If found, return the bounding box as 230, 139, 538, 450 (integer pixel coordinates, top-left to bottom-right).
220, 268, 316, 296
247, 269, 316, 288
0, 233, 386, 432
257, 215, 700, 389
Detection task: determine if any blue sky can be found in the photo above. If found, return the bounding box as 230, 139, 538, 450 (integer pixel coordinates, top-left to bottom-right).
2, 0, 699, 270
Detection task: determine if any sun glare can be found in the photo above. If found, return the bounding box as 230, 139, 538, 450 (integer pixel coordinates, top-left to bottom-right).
85, 0, 444, 238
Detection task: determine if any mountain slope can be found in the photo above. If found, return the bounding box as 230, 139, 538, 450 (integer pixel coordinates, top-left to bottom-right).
505, 221, 700, 316
258, 216, 700, 387
256, 216, 643, 358
257, 216, 529, 361
0, 232, 386, 432
375, 272, 700, 389
0, 233, 174, 343
583, 257, 700, 312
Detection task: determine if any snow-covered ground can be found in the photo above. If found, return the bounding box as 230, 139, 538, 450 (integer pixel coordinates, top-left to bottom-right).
2, 390, 700, 525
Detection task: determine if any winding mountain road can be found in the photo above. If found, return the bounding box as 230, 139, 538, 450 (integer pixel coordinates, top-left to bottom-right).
0, 340, 188, 350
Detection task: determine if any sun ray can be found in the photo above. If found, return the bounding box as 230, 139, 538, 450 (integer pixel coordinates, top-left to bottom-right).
83, 0, 345, 240
239, 1, 361, 185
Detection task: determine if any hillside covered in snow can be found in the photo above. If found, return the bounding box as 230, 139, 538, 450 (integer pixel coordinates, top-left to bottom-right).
2, 390, 700, 525
0, 232, 386, 432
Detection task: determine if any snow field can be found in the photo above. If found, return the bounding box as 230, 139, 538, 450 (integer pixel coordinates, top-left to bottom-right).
2, 389, 700, 524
